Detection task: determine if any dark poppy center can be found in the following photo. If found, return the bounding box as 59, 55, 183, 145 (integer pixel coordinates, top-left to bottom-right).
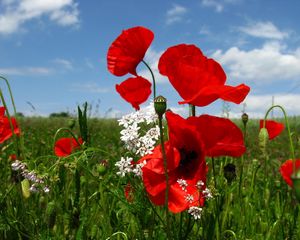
179, 149, 198, 175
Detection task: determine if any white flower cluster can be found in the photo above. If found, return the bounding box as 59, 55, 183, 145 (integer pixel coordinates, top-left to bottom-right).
188, 206, 203, 220
115, 156, 133, 177
11, 160, 50, 193
118, 102, 159, 157
115, 156, 147, 178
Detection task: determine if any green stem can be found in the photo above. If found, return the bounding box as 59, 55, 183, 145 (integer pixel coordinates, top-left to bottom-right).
158, 114, 171, 239
212, 157, 217, 189
0, 75, 17, 115
263, 105, 296, 174
189, 104, 196, 117
142, 60, 156, 99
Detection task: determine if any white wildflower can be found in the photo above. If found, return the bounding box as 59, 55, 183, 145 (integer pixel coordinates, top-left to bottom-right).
185, 194, 194, 203
43, 186, 50, 193
177, 179, 188, 192
132, 160, 147, 177
188, 206, 203, 220
115, 157, 133, 177
196, 180, 205, 189
203, 188, 213, 199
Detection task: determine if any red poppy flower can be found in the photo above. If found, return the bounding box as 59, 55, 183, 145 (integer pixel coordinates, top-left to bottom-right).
139, 111, 246, 213
0, 106, 20, 143
107, 26, 154, 76
158, 44, 250, 106
54, 137, 83, 157
280, 159, 300, 187
116, 76, 152, 110
259, 119, 284, 140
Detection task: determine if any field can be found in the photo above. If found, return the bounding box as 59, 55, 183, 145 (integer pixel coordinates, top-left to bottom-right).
1, 112, 300, 240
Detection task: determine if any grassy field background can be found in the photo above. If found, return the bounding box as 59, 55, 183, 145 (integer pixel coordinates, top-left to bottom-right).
1, 114, 300, 239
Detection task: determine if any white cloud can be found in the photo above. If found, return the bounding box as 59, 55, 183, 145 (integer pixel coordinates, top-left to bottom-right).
239, 21, 289, 40
53, 58, 73, 70
70, 83, 110, 93
0, 0, 79, 35
229, 94, 300, 118
212, 41, 300, 82
166, 4, 187, 25
138, 47, 168, 84
201, 0, 223, 12
0, 67, 52, 76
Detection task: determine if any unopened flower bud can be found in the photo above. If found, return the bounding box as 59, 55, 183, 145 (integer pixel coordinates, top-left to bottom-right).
258, 128, 269, 154
154, 95, 167, 117
223, 163, 236, 184
241, 113, 248, 125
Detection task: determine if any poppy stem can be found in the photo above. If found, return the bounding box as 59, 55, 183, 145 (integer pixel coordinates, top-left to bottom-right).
142, 60, 156, 99
189, 104, 196, 117
158, 113, 171, 239
263, 105, 296, 176
0, 76, 17, 115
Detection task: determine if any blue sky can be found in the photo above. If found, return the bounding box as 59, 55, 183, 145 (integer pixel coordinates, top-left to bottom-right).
0, 0, 300, 118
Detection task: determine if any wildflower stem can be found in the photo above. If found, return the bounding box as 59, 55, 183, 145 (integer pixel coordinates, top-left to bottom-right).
263, 105, 296, 175
158, 113, 171, 239
189, 104, 196, 117
142, 60, 156, 99
0, 76, 17, 115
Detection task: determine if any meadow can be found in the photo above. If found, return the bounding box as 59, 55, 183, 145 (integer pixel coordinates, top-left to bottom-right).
1, 25, 300, 240
0, 112, 300, 239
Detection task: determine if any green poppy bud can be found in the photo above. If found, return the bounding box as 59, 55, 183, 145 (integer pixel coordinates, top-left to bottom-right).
154, 95, 167, 117
241, 113, 248, 125
67, 118, 76, 129
21, 179, 31, 199
223, 163, 236, 184
259, 128, 269, 154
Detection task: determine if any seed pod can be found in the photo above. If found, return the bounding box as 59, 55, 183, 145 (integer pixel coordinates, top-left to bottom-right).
154, 95, 167, 117
258, 128, 269, 154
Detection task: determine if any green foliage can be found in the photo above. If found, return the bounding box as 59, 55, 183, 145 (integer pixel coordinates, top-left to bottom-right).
0, 116, 300, 239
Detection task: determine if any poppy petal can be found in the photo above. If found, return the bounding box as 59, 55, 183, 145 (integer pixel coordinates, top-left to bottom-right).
179, 84, 250, 106
187, 115, 246, 157
0, 109, 20, 144
280, 159, 300, 187
54, 137, 83, 157
107, 26, 154, 76
259, 120, 284, 140
116, 76, 152, 110
158, 44, 250, 107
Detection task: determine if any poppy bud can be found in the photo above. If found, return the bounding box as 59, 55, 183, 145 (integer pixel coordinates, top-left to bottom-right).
154, 95, 167, 117
67, 118, 76, 129
258, 128, 269, 154
21, 179, 31, 199
292, 169, 300, 202
223, 163, 236, 184
241, 113, 248, 125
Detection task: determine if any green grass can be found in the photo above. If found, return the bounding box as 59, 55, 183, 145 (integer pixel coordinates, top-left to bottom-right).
0, 115, 300, 239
